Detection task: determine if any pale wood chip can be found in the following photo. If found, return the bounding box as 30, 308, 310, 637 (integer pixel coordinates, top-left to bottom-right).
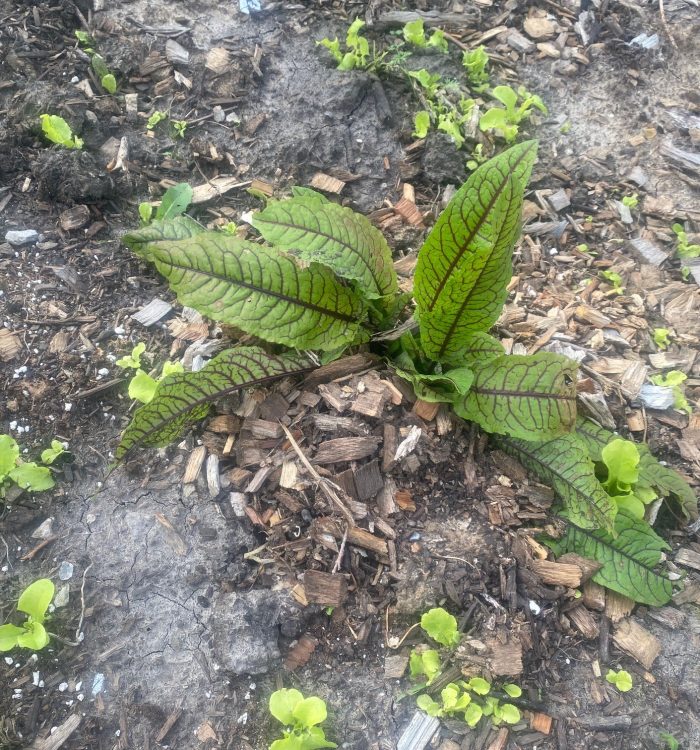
613, 618, 661, 669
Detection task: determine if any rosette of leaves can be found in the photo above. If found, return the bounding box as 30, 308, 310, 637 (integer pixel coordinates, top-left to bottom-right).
268, 688, 337, 749
0, 579, 55, 651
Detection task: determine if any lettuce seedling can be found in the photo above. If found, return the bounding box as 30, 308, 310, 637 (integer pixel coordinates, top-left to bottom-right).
319, 19, 369, 71
659, 731, 680, 750
409, 647, 442, 686
0, 579, 55, 651
672, 223, 700, 260
600, 270, 624, 295
650, 371, 692, 414
0, 434, 56, 497
41, 440, 67, 465
147, 110, 168, 130
40, 114, 83, 149
653, 328, 671, 350
606, 669, 633, 692
402, 19, 448, 53
413, 110, 431, 138
269, 688, 337, 749
479, 86, 547, 142
116, 343, 184, 404
622, 193, 639, 209
462, 46, 489, 92
420, 607, 459, 646
600, 438, 656, 519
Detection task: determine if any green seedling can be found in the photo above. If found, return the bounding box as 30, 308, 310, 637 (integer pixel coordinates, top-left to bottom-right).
606, 669, 633, 692
220, 221, 238, 235
0, 579, 55, 651
147, 110, 168, 130
600, 270, 624, 294
621, 193, 639, 209
407, 68, 442, 99
650, 370, 692, 414
269, 688, 337, 750
172, 119, 188, 139
462, 46, 489, 92
0, 434, 57, 497
653, 328, 671, 350
90, 54, 117, 94
138, 182, 194, 226
319, 18, 370, 71
116, 342, 184, 404
560, 120, 571, 134
40, 114, 83, 149
116, 143, 697, 607
74, 29, 94, 53
413, 110, 431, 139
479, 85, 547, 143
659, 732, 680, 750
402, 18, 448, 53
600, 439, 657, 519
41, 440, 67, 465
409, 647, 442, 686
672, 223, 700, 278
466, 143, 488, 171
420, 607, 459, 647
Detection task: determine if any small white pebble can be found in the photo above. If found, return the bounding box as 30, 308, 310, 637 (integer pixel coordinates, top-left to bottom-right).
64, 403, 72, 412
529, 600, 541, 615
114, 326, 125, 335
58, 682, 68, 692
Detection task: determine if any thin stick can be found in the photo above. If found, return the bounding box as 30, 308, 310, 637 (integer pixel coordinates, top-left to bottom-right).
279, 423, 355, 526
659, 0, 678, 50
47, 564, 92, 647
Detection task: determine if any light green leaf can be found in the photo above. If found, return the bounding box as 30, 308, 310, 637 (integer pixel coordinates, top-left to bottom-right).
116, 347, 312, 460
441, 683, 470, 711
128, 370, 159, 404
413, 110, 431, 139
403, 19, 426, 46
478, 108, 509, 131
9, 463, 54, 492
492, 85, 518, 111
270, 688, 304, 726
503, 684, 522, 698
420, 607, 459, 646
293, 697, 327, 728
394, 362, 473, 404
0, 434, 20, 477
253, 194, 398, 300
613, 494, 645, 519
155, 183, 193, 221
467, 677, 491, 695
428, 29, 448, 53
101, 73, 117, 94
575, 418, 698, 521
499, 703, 521, 724
464, 702, 483, 727
414, 141, 537, 352
299, 727, 337, 750
16, 621, 49, 651
606, 669, 633, 692
416, 694, 443, 717
547, 508, 673, 606
133, 233, 365, 350
40, 440, 66, 465
116, 342, 146, 370
601, 439, 639, 494
18, 579, 55, 622
0, 624, 25, 651
123, 215, 204, 260
494, 433, 617, 532
40, 114, 81, 149
409, 649, 441, 684
454, 353, 578, 442
318, 37, 342, 63
418, 174, 523, 360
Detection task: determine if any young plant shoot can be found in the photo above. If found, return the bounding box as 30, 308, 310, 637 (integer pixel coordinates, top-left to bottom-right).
0, 579, 55, 651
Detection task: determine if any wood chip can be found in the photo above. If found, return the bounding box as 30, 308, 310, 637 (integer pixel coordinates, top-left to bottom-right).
131, 298, 172, 326
304, 354, 376, 388
59, 204, 90, 231
309, 172, 345, 194
154, 513, 187, 556
486, 637, 523, 676
190, 176, 248, 204
675, 547, 700, 571
568, 605, 599, 639
351, 380, 390, 419
205, 47, 230, 75
0, 328, 21, 361
486, 727, 509, 750
394, 196, 424, 226
530, 559, 581, 588
353, 459, 384, 501
304, 570, 348, 607
413, 399, 439, 422
530, 712, 552, 735
384, 654, 409, 679
613, 618, 660, 669
314, 436, 382, 464
583, 579, 606, 611
207, 414, 241, 434
250, 178, 274, 196
183, 445, 206, 483
605, 590, 635, 622
557, 553, 602, 582
30, 713, 81, 750
313, 517, 389, 561
284, 633, 318, 671
524, 15, 556, 39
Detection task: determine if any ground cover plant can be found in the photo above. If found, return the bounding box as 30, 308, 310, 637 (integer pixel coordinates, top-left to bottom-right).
0, 579, 55, 652
115, 140, 696, 609
0, 434, 65, 497
268, 689, 336, 749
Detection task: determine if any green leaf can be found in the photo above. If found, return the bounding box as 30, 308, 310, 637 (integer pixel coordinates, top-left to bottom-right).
9, 463, 54, 492
659, 731, 680, 750
293, 697, 327, 728
123, 215, 204, 259
101, 73, 117, 94
420, 607, 459, 646
494, 433, 617, 532
394, 362, 474, 404
499, 703, 521, 724
606, 669, 633, 692
503, 684, 522, 698
40, 440, 66, 465
467, 677, 491, 695
547, 508, 673, 606
128, 370, 159, 404
441, 683, 470, 711
155, 183, 193, 221
601, 438, 639, 494
409, 649, 441, 684
133, 233, 365, 351
40, 114, 82, 149
416, 694, 443, 717
442, 331, 504, 369
116, 347, 312, 460
414, 141, 537, 350
575, 418, 698, 521
17, 579, 55, 622
16, 621, 49, 651
0, 624, 25, 652
403, 19, 426, 46
492, 85, 518, 111
0, 434, 20, 477
91, 53, 110, 79
453, 353, 578, 442
613, 494, 646, 520
116, 342, 147, 370
318, 37, 342, 63
270, 688, 304, 725
464, 702, 483, 727
253, 194, 398, 300
413, 110, 431, 139
299, 727, 337, 750
428, 30, 448, 53
418, 174, 523, 360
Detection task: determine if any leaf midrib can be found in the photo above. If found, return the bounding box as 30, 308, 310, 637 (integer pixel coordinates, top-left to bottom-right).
427, 141, 535, 312
155, 253, 359, 323
472, 387, 574, 401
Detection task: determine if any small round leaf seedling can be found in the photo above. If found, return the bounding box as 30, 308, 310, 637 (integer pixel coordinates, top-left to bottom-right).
606, 669, 633, 692
420, 607, 459, 646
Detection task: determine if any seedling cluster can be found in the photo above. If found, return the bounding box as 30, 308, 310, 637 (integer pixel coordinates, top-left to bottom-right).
0, 580, 55, 652
0, 434, 65, 497
268, 688, 336, 749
